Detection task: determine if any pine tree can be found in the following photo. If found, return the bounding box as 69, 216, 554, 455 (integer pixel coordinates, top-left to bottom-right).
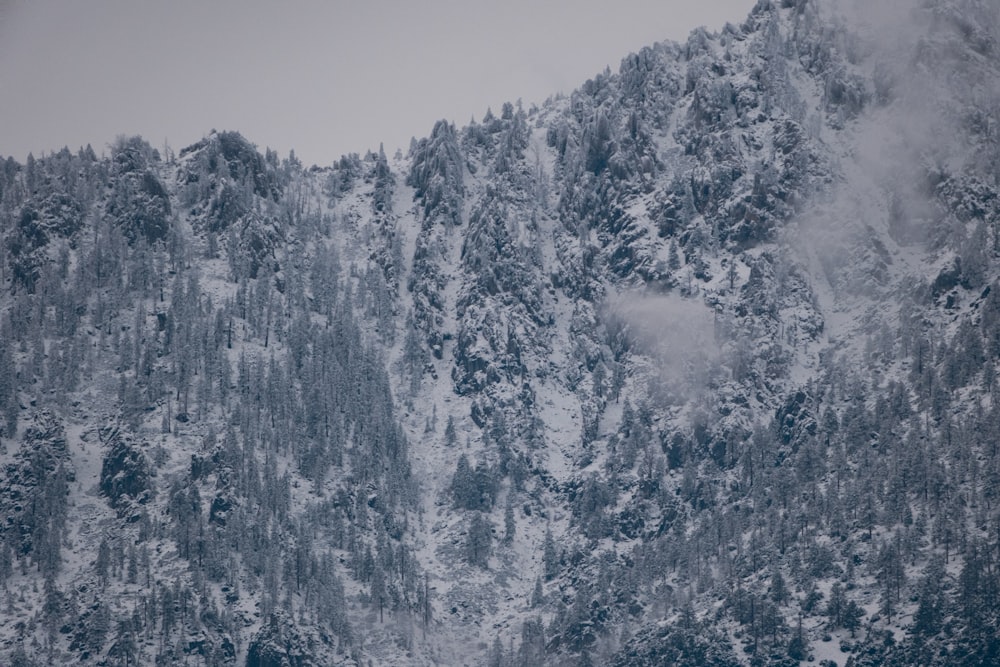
843, 599, 864, 637
826, 582, 845, 629
770, 569, 788, 604
487, 635, 504, 667
466, 512, 493, 568
371, 564, 387, 623
543, 528, 559, 581
531, 577, 544, 608
503, 498, 516, 546
444, 415, 457, 446
913, 556, 946, 636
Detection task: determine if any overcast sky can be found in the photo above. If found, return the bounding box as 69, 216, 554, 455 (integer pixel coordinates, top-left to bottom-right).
0, 0, 755, 167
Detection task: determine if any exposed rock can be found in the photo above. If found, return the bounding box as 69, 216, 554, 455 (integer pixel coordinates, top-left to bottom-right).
99, 424, 154, 513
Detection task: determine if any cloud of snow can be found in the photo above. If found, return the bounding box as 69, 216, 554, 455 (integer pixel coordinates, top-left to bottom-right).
792, 0, 1000, 297
833, 0, 990, 167
603, 292, 721, 401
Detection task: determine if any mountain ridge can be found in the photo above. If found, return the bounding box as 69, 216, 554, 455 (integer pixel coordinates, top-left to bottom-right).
0, 0, 999, 665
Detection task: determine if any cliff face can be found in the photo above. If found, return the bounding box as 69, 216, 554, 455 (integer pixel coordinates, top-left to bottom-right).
0, 1, 999, 665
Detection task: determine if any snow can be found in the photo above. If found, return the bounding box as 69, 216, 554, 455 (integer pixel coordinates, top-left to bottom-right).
3, 2, 998, 664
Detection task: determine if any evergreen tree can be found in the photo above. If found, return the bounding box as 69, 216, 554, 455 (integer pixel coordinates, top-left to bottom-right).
913, 556, 946, 637
543, 528, 559, 581
444, 415, 457, 447
503, 497, 516, 546
531, 577, 544, 608
466, 512, 493, 568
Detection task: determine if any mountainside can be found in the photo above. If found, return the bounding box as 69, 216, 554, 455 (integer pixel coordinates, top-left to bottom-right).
1, 0, 1000, 665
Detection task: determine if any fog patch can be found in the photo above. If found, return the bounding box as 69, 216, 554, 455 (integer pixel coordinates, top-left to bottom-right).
604, 292, 722, 403
791, 0, 1000, 300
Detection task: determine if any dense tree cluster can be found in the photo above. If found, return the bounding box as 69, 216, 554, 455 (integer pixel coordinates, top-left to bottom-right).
0, 132, 420, 665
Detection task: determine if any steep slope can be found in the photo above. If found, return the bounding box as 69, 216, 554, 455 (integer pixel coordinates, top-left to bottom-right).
0, 0, 999, 665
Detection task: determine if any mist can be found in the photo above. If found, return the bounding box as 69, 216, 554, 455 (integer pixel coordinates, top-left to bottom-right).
791, 0, 1000, 301
603, 292, 722, 402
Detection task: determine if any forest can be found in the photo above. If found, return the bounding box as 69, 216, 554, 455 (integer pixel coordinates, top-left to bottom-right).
0, 0, 999, 665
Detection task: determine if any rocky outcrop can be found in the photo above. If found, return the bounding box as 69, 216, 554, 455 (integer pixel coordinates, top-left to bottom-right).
99, 424, 154, 517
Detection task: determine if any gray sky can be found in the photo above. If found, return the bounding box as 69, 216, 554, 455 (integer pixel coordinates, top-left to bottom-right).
0, 0, 755, 167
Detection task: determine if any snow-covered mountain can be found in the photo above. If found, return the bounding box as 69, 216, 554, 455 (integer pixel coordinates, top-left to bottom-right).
1, 1, 999, 665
